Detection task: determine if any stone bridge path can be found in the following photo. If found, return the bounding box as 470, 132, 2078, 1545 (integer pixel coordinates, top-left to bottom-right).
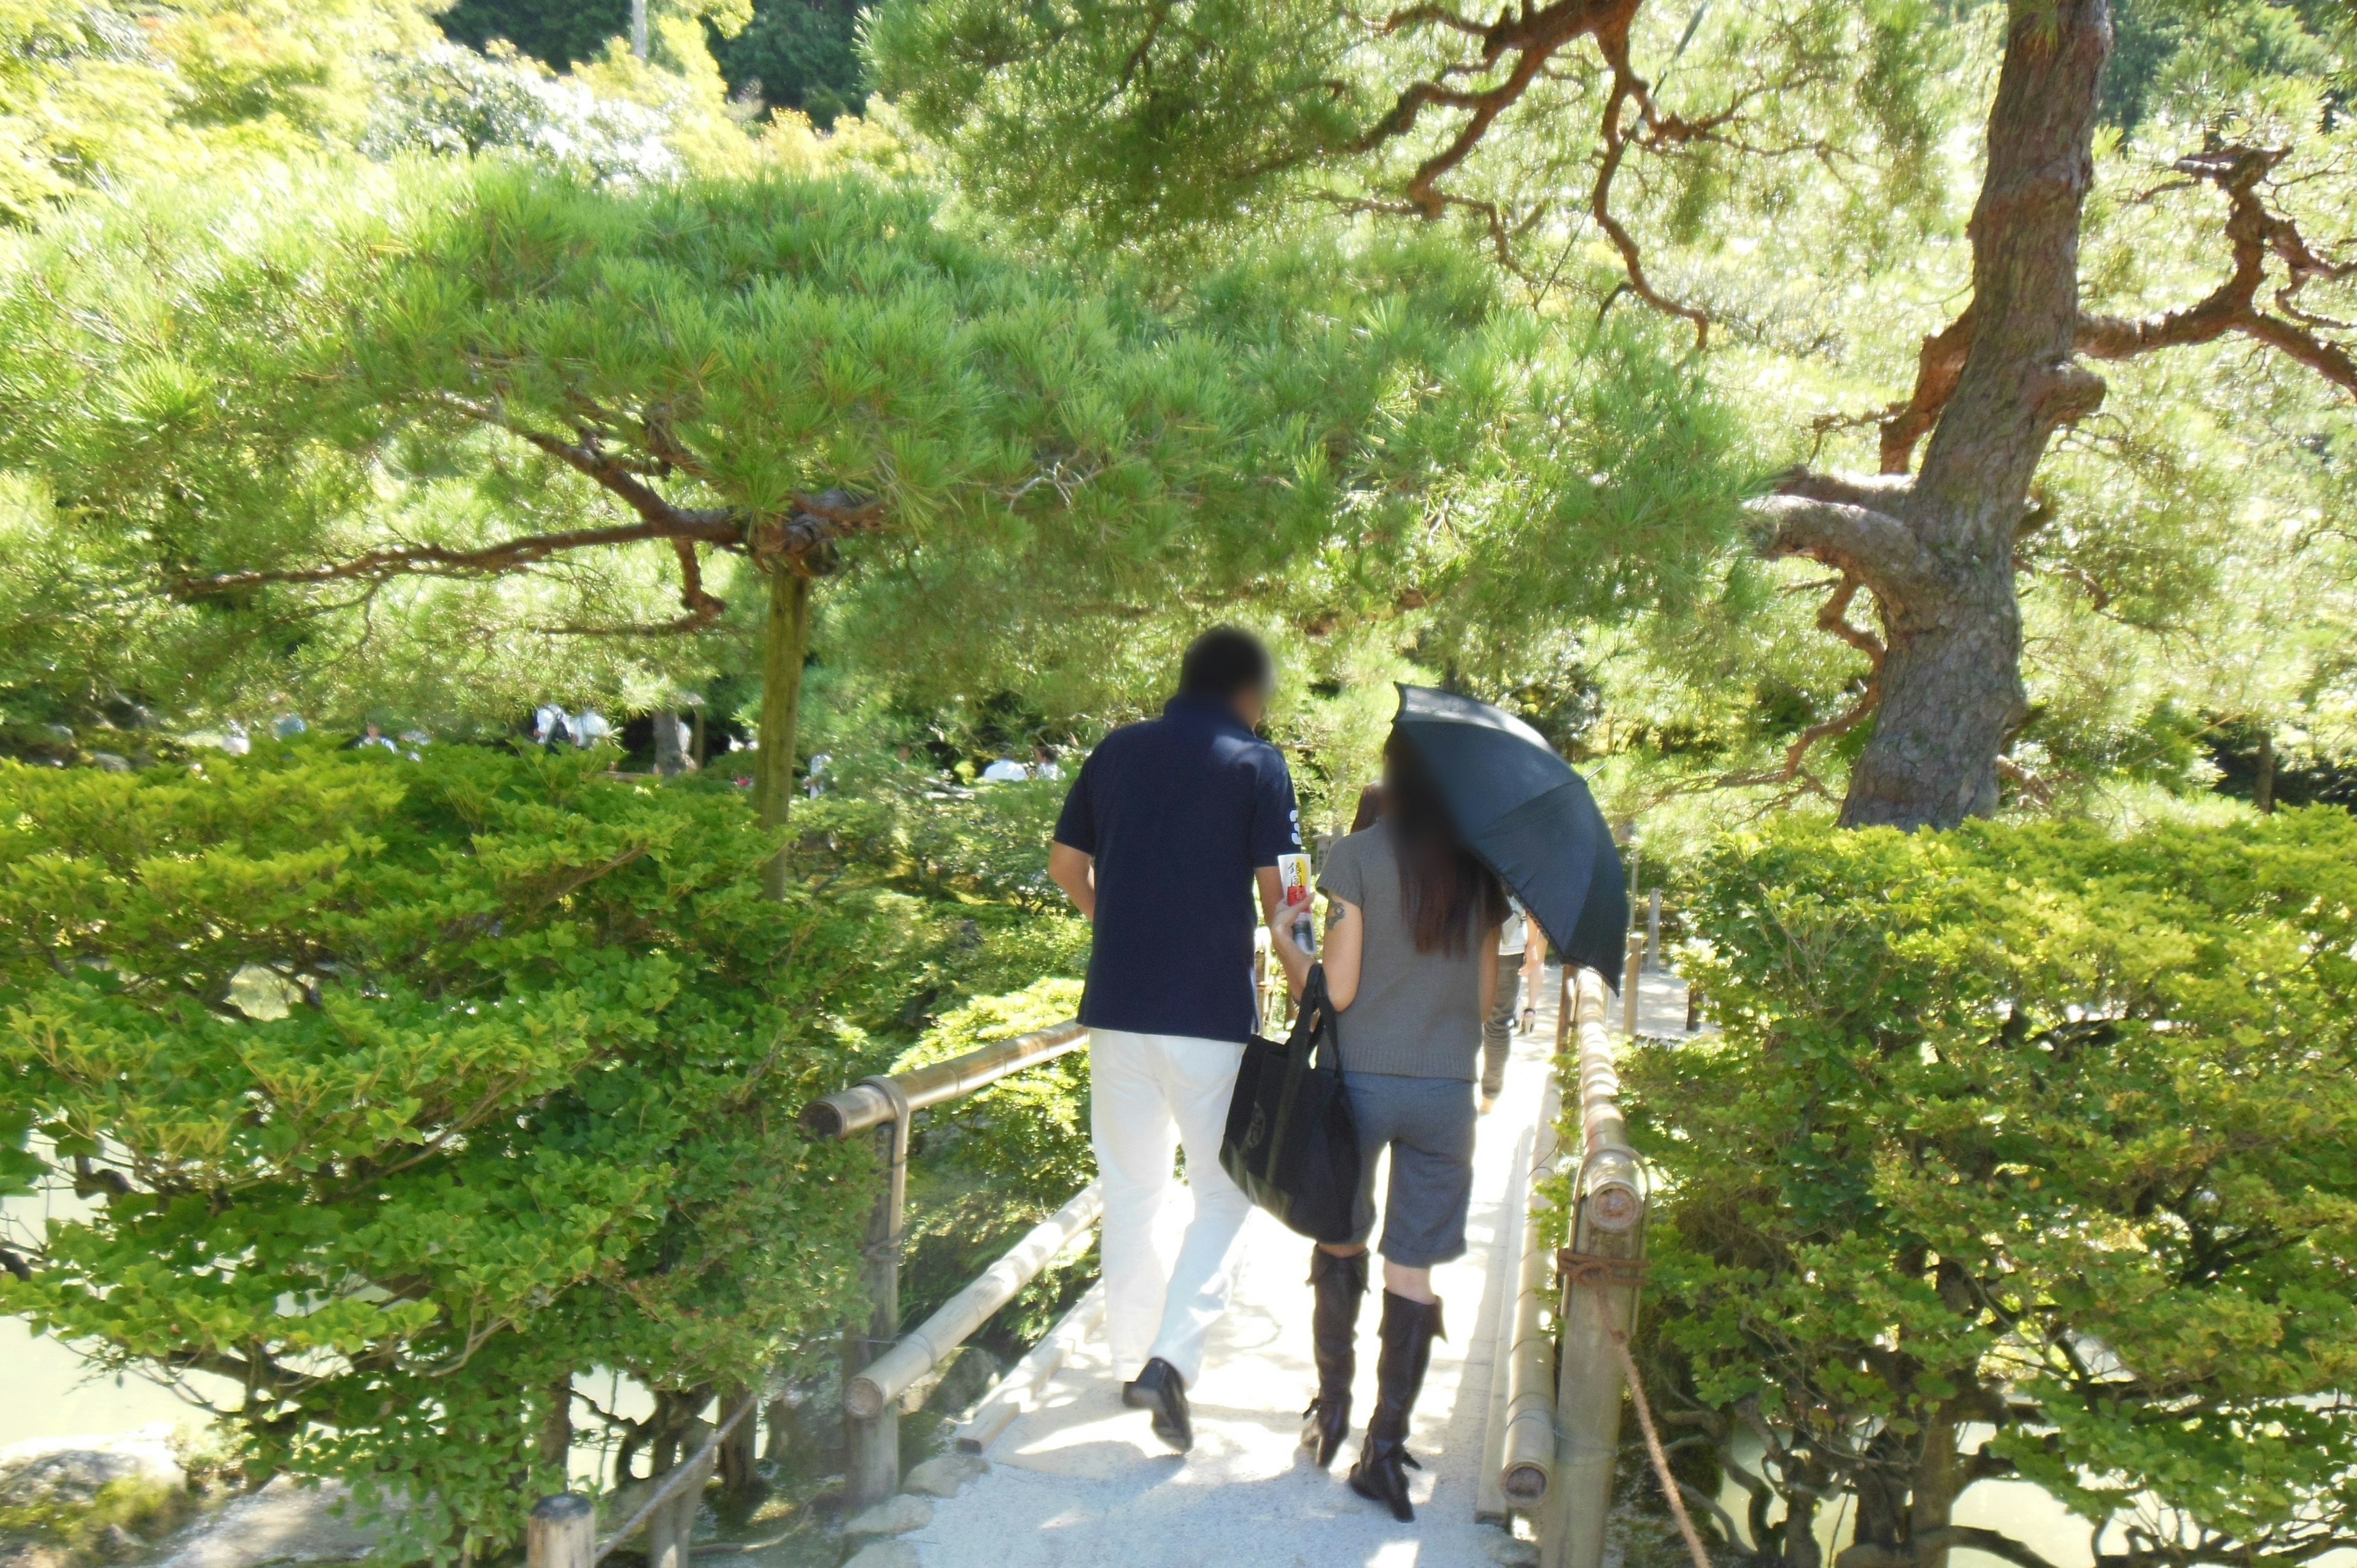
895, 965, 1698, 1568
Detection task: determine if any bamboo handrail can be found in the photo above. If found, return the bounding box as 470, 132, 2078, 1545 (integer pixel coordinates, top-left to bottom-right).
843, 1182, 1102, 1419
800, 1020, 1086, 1139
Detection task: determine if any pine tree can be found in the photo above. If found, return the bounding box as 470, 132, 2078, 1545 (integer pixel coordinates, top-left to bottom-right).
1, 157, 1712, 887
874, 0, 2357, 827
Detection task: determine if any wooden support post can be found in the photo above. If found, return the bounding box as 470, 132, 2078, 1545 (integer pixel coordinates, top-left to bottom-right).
1685, 985, 1701, 1033
845, 1092, 910, 1512
644, 1424, 713, 1568
1645, 889, 1662, 971
1620, 933, 1643, 1037
526, 1494, 594, 1568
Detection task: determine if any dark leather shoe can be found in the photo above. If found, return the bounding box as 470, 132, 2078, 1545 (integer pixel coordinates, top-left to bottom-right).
1121, 1357, 1193, 1453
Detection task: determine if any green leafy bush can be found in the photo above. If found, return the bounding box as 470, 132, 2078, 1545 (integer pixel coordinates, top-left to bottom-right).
897, 978, 1092, 1215
1622, 811, 2357, 1568
902, 779, 1068, 915
0, 743, 921, 1562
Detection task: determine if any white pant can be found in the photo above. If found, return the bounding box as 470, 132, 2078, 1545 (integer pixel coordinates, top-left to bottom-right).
1089, 1029, 1254, 1388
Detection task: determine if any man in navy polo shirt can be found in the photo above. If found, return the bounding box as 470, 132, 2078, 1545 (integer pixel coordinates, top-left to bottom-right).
1047, 627, 1310, 1453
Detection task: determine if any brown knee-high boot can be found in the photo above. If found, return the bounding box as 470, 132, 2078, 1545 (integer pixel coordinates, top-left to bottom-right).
1347, 1291, 1444, 1521
1302, 1248, 1368, 1467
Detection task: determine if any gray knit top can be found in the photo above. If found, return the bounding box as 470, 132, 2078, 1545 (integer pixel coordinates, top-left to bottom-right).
1318, 822, 1490, 1081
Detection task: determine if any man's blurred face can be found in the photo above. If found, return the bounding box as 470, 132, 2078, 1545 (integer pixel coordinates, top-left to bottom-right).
1231, 686, 1268, 730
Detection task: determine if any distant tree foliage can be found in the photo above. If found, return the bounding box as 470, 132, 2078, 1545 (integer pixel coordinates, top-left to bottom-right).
0, 0, 444, 227
708, 0, 865, 123
435, 0, 629, 70
364, 40, 680, 180
437, 0, 869, 122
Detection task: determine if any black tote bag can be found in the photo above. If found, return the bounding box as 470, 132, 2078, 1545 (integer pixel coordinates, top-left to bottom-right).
1220, 965, 1361, 1244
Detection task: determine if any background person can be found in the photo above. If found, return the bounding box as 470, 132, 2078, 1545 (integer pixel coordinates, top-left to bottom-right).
1305, 732, 1506, 1521
1520, 933, 1545, 1034
1047, 627, 1310, 1454
1480, 898, 1530, 1113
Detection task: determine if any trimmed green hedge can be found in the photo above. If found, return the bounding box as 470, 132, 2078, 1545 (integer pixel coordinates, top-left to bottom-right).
1625, 810, 2357, 1568
0, 743, 924, 1562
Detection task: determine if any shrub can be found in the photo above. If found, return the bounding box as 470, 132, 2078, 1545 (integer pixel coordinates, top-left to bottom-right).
1624, 810, 2357, 1568
0, 743, 920, 1563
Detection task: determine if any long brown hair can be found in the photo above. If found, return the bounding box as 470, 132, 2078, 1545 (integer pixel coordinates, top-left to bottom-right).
1381, 732, 1508, 956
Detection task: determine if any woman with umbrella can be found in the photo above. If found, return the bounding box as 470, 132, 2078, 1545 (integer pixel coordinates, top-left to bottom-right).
1302, 687, 1626, 1523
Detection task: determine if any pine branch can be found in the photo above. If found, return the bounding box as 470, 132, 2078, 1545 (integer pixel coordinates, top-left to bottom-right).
1751, 486, 1941, 606
174, 516, 741, 597
1880, 144, 2354, 471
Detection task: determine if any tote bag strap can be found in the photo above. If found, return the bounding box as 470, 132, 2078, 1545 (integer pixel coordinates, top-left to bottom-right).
1292, 964, 1341, 1071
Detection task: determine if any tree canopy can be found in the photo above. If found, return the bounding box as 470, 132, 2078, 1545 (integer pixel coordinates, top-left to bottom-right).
0, 150, 1745, 844
874, 0, 2357, 826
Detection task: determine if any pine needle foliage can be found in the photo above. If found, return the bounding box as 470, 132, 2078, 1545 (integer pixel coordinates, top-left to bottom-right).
0, 153, 1744, 732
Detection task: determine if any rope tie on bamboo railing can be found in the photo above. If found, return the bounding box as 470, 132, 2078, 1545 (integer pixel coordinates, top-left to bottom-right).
1558, 1252, 1711, 1568
1555, 1249, 1650, 1289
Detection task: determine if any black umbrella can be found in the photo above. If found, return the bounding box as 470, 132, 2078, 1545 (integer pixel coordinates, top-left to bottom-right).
1388, 684, 1630, 986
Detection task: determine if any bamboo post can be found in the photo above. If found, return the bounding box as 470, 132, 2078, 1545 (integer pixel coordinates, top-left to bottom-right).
526, 1494, 593, 1568
1621, 932, 1643, 1037
799, 1023, 1091, 1510
643, 1423, 713, 1568
845, 1087, 910, 1513
1541, 968, 1647, 1568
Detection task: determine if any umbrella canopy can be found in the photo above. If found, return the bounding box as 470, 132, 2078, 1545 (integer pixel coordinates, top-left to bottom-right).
1387, 684, 1630, 986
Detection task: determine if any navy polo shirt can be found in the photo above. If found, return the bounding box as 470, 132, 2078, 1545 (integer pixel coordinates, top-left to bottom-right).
1053, 694, 1301, 1042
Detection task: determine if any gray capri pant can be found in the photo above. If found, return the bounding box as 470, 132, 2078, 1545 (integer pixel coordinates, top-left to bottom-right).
1343, 1071, 1479, 1268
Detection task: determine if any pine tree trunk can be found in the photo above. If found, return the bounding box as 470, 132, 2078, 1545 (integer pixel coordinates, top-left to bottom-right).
716, 1381, 761, 1497
1835, 0, 2112, 829
754, 568, 811, 900
1841, 569, 2023, 826
539, 1377, 573, 1472
1906, 1410, 1962, 1568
